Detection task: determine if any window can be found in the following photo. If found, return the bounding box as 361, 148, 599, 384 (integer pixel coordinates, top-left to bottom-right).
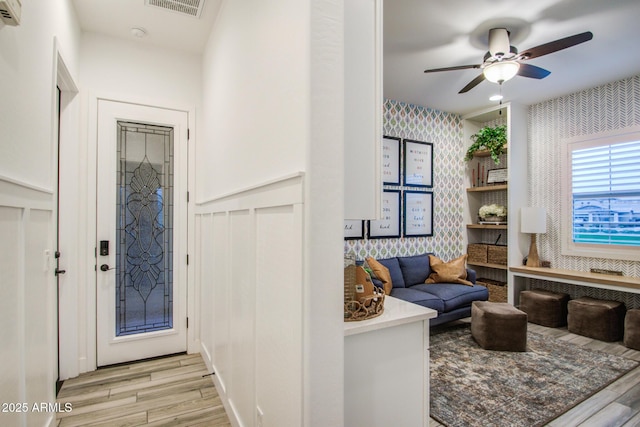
562, 128, 640, 261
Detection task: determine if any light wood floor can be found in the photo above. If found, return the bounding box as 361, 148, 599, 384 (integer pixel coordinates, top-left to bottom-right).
430, 319, 640, 427
56, 353, 231, 427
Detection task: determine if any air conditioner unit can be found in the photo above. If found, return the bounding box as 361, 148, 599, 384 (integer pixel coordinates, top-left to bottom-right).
0, 0, 21, 26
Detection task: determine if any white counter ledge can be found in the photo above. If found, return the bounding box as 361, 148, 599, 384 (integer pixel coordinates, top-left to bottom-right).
344, 295, 437, 336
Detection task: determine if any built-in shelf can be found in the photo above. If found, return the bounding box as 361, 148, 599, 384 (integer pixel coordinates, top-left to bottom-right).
467, 224, 508, 230
467, 184, 508, 192
468, 261, 508, 271
469, 147, 508, 158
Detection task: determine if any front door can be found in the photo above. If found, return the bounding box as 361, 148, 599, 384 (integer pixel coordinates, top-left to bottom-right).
96, 100, 188, 366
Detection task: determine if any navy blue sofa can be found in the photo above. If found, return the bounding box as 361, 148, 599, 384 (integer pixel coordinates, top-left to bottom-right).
368, 254, 489, 326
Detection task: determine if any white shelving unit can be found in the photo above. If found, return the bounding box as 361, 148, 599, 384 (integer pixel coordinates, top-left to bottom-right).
462, 102, 528, 304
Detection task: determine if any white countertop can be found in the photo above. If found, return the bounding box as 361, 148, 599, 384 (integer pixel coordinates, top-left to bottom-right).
344, 296, 437, 336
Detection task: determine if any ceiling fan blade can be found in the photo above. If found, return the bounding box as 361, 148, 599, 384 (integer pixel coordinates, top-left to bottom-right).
424, 64, 480, 73
517, 63, 551, 79
518, 31, 593, 60
459, 74, 486, 94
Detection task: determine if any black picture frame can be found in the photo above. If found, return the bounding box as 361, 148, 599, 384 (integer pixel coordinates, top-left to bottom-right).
344, 220, 364, 240
403, 191, 433, 237
382, 136, 401, 185
368, 190, 401, 238
403, 139, 434, 187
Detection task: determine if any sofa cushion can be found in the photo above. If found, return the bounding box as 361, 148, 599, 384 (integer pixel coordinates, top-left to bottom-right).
425, 254, 473, 286
411, 283, 488, 312
376, 257, 405, 288
397, 254, 431, 286
390, 288, 444, 312
365, 257, 392, 295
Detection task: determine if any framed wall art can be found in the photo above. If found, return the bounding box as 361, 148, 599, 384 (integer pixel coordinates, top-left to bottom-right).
344, 220, 364, 240
403, 191, 433, 237
403, 139, 433, 188
368, 190, 401, 238
382, 136, 401, 185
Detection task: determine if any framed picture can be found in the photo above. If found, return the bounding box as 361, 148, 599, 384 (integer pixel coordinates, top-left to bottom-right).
487, 167, 508, 184
344, 220, 364, 240
403, 191, 433, 237
403, 139, 434, 187
382, 136, 401, 185
368, 190, 401, 238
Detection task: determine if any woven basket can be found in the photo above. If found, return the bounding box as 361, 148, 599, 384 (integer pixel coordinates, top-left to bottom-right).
477, 278, 507, 303
488, 245, 507, 265
467, 244, 488, 263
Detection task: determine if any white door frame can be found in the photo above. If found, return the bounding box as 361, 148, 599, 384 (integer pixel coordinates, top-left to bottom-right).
82, 93, 198, 373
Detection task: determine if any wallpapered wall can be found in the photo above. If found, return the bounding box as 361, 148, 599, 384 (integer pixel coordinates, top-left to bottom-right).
344, 99, 465, 261
528, 75, 640, 307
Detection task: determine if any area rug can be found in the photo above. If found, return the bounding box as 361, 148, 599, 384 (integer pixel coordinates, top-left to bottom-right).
430, 325, 638, 427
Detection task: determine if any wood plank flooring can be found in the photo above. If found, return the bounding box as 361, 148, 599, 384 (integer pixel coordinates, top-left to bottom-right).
56, 353, 231, 427
429, 319, 640, 427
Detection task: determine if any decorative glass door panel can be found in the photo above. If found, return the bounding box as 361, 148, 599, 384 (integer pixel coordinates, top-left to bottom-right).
96, 100, 187, 367
116, 122, 174, 336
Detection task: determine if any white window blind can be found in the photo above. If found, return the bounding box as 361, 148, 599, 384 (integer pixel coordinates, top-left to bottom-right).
571, 140, 640, 246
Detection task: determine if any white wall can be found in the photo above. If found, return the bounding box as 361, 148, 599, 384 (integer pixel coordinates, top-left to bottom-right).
72, 32, 202, 374
197, 1, 344, 426
0, 0, 81, 425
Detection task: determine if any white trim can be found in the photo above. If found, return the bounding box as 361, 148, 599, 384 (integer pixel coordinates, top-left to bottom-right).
196, 172, 305, 206
561, 125, 640, 262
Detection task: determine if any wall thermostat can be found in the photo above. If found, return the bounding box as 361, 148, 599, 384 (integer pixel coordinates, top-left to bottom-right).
0, 0, 21, 26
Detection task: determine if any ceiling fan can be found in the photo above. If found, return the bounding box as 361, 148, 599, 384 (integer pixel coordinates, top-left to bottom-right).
424, 28, 593, 93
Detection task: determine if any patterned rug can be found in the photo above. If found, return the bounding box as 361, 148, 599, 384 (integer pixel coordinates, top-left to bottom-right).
430, 324, 638, 427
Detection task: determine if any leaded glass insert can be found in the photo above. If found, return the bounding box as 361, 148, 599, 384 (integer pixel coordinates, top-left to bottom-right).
116, 122, 174, 336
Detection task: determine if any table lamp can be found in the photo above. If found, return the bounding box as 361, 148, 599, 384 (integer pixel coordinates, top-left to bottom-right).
521, 207, 546, 267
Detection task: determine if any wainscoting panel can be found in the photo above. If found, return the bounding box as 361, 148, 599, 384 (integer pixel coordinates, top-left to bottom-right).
0, 177, 55, 427
255, 205, 303, 427
195, 173, 304, 427
212, 212, 230, 395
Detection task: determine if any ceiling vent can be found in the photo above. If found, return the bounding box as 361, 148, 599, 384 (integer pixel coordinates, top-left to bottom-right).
0, 0, 21, 26
145, 0, 204, 18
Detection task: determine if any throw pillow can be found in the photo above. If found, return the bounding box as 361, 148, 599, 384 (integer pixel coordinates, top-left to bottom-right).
425, 254, 473, 286
365, 257, 393, 295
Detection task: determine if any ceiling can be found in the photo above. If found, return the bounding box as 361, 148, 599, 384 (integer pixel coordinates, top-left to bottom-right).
72, 0, 640, 115
71, 0, 222, 55
385, 0, 640, 115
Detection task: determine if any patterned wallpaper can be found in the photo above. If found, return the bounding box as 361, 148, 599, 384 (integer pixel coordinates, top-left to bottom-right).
344, 99, 465, 261
528, 75, 640, 305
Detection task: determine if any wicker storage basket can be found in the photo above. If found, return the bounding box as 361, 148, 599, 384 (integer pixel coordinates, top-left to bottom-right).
477, 278, 508, 303
467, 244, 488, 263
487, 245, 508, 265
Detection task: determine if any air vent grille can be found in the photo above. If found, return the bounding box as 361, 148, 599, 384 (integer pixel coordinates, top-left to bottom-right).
145, 0, 204, 18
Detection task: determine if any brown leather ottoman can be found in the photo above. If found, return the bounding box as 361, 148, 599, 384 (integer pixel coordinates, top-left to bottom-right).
624, 309, 640, 350
519, 289, 569, 327
567, 297, 625, 342
471, 301, 527, 352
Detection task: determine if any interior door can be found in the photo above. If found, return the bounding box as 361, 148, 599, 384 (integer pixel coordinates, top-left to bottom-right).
96, 100, 188, 366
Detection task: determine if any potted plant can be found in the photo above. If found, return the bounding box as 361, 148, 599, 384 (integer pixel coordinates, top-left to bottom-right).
464, 125, 507, 164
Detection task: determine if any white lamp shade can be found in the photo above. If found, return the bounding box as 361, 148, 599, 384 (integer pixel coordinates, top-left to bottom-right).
483, 61, 520, 83
521, 207, 547, 234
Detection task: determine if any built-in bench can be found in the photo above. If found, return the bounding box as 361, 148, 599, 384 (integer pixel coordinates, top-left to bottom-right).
510, 266, 640, 295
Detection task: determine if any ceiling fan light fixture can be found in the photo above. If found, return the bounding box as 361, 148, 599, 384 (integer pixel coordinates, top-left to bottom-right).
483, 61, 520, 83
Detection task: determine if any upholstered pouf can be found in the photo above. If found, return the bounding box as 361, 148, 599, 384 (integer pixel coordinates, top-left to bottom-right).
471, 301, 528, 352
567, 297, 626, 342
519, 289, 569, 327
624, 309, 640, 350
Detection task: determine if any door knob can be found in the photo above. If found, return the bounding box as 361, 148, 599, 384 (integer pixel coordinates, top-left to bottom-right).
55, 268, 66, 276
100, 264, 113, 272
